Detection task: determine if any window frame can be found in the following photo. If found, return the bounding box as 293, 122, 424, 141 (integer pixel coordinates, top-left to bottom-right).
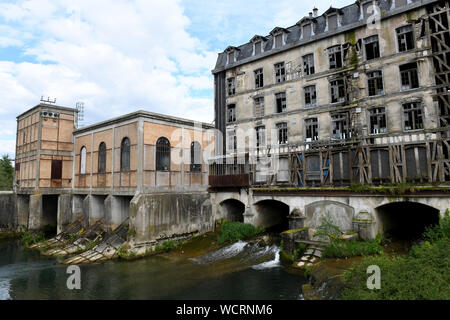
304, 85, 317, 108
254, 96, 265, 118
367, 70, 384, 96
330, 78, 346, 103
302, 53, 315, 76
403, 102, 424, 132
227, 77, 236, 96
190, 141, 202, 173
364, 35, 380, 61
227, 104, 237, 123
328, 45, 343, 70
275, 92, 287, 113
331, 112, 350, 140
396, 25, 415, 52
120, 137, 131, 172
80, 146, 87, 174
155, 137, 170, 172
368, 107, 387, 135
276, 122, 288, 145
274, 62, 286, 83
255, 125, 266, 148
399, 62, 419, 91
305, 118, 319, 141
98, 142, 107, 174
254, 68, 264, 89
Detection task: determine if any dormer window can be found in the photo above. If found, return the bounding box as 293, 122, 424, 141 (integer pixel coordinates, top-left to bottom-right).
225, 46, 240, 65
303, 23, 312, 39
250, 35, 268, 56
324, 7, 342, 32
297, 17, 316, 40
270, 27, 289, 49
359, 0, 377, 20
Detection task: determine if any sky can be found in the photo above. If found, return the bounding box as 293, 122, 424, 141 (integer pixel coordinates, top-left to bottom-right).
0, 0, 353, 158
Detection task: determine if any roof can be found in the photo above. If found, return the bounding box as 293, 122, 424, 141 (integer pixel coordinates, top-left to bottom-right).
212, 0, 435, 73
73, 110, 214, 135
16, 103, 78, 119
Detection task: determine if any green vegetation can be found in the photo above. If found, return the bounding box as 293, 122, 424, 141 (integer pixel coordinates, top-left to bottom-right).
127, 228, 136, 238
315, 214, 343, 242
322, 238, 383, 259
154, 240, 182, 252
293, 243, 308, 261
341, 212, 450, 300
217, 221, 264, 244
21, 230, 45, 246
281, 227, 308, 235
0, 155, 14, 191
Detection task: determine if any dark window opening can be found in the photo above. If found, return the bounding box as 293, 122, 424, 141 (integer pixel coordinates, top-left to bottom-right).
364, 35, 380, 60
256, 126, 266, 147
331, 112, 350, 139
274, 62, 286, 83
277, 122, 288, 145
303, 53, 315, 75
400, 62, 419, 90
328, 45, 342, 69
330, 78, 346, 103
98, 142, 106, 173
305, 118, 318, 141
275, 92, 287, 113
156, 137, 170, 171
227, 77, 235, 96
51, 160, 62, 180
120, 137, 130, 172
254, 68, 264, 88
367, 70, 384, 96
228, 51, 234, 64
304, 85, 317, 108
397, 25, 414, 52
227, 104, 236, 123
190, 141, 202, 172
369, 107, 387, 134
403, 102, 423, 131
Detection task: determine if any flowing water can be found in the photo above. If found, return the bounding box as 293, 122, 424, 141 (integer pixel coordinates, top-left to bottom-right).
0, 239, 307, 300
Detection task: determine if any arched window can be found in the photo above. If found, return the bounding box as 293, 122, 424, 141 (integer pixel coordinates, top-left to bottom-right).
98, 142, 106, 173
190, 141, 202, 172
121, 137, 130, 172
156, 137, 170, 171
80, 146, 87, 174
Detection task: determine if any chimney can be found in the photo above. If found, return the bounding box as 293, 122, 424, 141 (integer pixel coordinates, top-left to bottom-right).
313, 7, 318, 17
309, 12, 313, 18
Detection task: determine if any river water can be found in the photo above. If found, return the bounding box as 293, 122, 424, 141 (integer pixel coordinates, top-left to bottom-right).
0, 239, 308, 300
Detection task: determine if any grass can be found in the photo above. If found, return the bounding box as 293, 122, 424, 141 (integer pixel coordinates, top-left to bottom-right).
340, 211, 450, 300
217, 221, 264, 244
322, 238, 383, 259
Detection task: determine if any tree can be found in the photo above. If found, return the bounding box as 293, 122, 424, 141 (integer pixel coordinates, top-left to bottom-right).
0, 155, 14, 191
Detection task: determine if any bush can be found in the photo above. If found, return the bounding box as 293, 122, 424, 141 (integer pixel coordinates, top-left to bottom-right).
217, 221, 264, 244
21, 230, 45, 246
314, 214, 343, 242
322, 239, 383, 259
423, 209, 450, 242
341, 237, 450, 300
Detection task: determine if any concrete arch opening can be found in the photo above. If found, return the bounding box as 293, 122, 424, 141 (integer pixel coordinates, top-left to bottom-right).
220, 199, 245, 222
254, 200, 289, 232
376, 202, 440, 241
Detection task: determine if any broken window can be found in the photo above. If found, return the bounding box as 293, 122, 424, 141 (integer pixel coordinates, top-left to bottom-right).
367, 70, 384, 96
364, 35, 380, 61
331, 112, 350, 139
98, 142, 106, 173
190, 141, 202, 173
328, 14, 338, 30
254, 41, 262, 55
156, 137, 170, 171
274, 34, 283, 48
304, 85, 317, 108
275, 92, 287, 113
227, 77, 235, 96
397, 25, 414, 52
227, 104, 236, 123
254, 97, 265, 117
80, 146, 87, 174
369, 107, 387, 134
330, 78, 346, 103
403, 102, 424, 131
274, 62, 286, 83
400, 62, 419, 90
51, 160, 62, 180
256, 126, 266, 147
302, 23, 312, 39
254, 68, 264, 89
121, 137, 131, 172
303, 54, 315, 75
328, 45, 343, 69
227, 129, 237, 152
305, 118, 319, 141
276, 122, 288, 145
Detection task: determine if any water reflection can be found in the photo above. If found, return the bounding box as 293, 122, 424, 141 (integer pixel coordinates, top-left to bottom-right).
0, 240, 306, 300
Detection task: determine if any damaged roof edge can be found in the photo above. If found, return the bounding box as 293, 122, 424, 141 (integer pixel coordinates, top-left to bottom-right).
212, 0, 437, 74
